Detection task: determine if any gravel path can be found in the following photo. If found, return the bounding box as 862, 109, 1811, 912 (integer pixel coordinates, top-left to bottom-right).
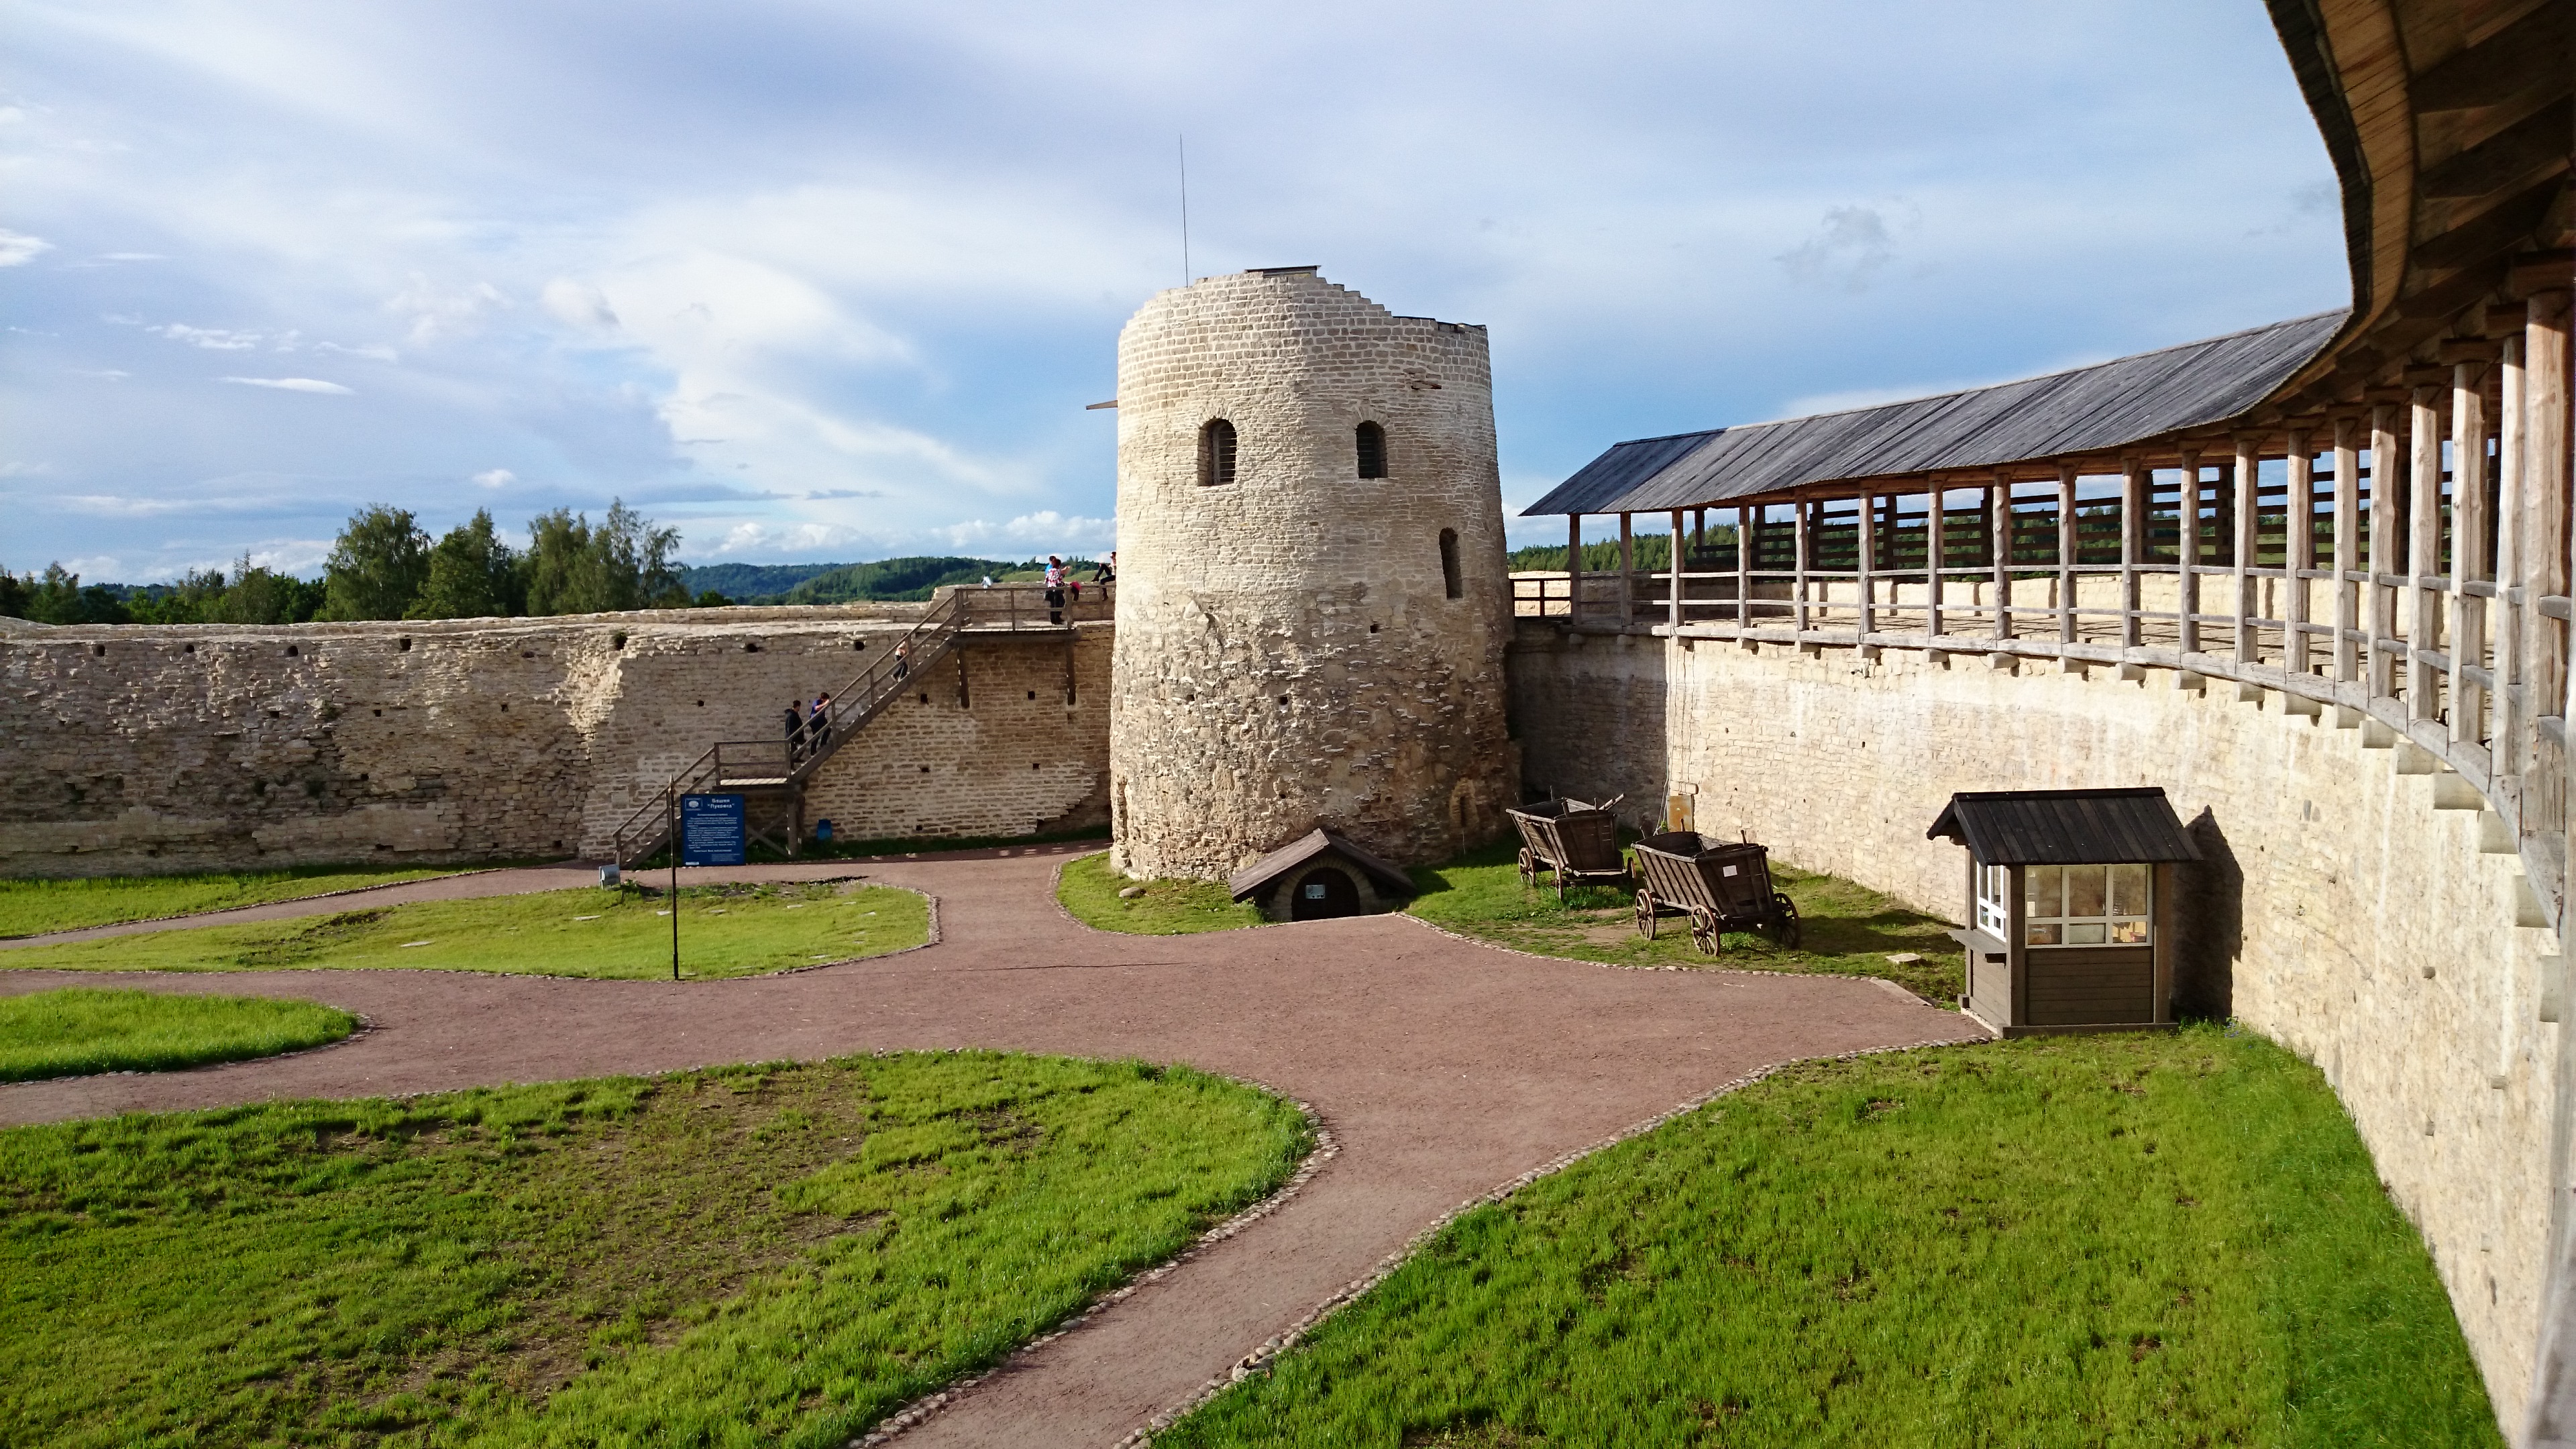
0, 846, 1984, 1446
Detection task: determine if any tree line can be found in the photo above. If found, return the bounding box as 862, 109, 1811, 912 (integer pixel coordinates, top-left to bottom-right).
1, 500, 714, 626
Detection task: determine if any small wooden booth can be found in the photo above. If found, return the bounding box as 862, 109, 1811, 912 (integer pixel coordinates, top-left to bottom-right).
1228, 828, 1415, 922
1927, 788, 2200, 1037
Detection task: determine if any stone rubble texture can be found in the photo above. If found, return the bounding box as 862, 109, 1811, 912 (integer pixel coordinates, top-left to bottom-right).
1108, 270, 1519, 879
0, 604, 1109, 875
1507, 620, 2559, 1430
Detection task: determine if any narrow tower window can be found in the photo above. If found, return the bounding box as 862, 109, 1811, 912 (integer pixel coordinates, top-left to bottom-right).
1355, 421, 1387, 479
1198, 419, 1238, 486
1440, 528, 1463, 600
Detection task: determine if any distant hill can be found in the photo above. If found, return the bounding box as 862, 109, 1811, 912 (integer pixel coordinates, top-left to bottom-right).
783, 557, 1015, 604
675, 563, 846, 600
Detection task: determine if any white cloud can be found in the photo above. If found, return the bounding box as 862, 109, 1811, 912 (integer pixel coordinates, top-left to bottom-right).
219, 376, 354, 394
317, 341, 398, 361
0, 230, 52, 266
386, 274, 506, 343
472, 468, 515, 488
72, 368, 129, 380
100, 251, 164, 261
541, 278, 620, 330
0, 461, 55, 477
933, 511, 1115, 553
153, 323, 262, 350
1776, 201, 1919, 294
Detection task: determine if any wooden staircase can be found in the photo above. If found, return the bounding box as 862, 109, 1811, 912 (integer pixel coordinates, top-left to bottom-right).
609, 583, 1106, 867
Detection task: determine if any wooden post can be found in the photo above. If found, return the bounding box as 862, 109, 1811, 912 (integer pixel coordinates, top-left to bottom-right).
1928, 484, 1948, 637
2120, 461, 2145, 649
2367, 409, 2400, 701
2332, 417, 2361, 684
1668, 508, 1685, 630
1617, 512, 1635, 629
2178, 449, 2202, 655
1735, 506, 1752, 630
1794, 494, 1812, 633
1566, 513, 1584, 624
2286, 429, 2313, 676
2528, 291, 2572, 847
2452, 363, 2489, 745
1990, 474, 2014, 640
1857, 489, 1876, 638
2496, 343, 2525, 780
2057, 463, 2078, 643
2233, 437, 2259, 665
2410, 386, 2444, 721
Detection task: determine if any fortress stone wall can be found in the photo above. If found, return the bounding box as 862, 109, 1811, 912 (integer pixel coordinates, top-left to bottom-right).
1109, 269, 1519, 878
0, 604, 1110, 876
1508, 620, 2563, 1428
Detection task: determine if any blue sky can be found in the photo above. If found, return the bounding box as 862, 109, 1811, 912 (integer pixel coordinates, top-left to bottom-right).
1, 0, 2348, 582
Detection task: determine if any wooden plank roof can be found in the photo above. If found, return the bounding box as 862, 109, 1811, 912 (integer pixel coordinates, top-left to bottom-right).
1522, 310, 2347, 518
1926, 788, 2204, 866
1227, 828, 1415, 902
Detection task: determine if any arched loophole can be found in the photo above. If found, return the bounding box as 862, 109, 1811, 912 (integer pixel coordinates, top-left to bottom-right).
1198, 419, 1238, 486
1355, 421, 1387, 479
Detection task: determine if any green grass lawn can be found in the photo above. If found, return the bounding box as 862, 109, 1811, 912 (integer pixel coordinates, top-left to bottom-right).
0, 880, 928, 979
0, 1051, 1308, 1448
1160, 1026, 2498, 1448
0, 988, 357, 1081
0, 865, 468, 939
1407, 838, 1964, 1002
1059, 851, 1267, 934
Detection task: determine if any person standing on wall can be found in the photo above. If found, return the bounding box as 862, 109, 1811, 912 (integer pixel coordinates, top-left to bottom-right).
784, 698, 807, 764
1044, 555, 1067, 625
1093, 551, 1116, 586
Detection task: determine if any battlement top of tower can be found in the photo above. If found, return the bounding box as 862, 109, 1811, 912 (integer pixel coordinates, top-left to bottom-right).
1127, 266, 1487, 337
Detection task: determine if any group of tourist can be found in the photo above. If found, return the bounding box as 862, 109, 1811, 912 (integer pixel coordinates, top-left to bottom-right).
782, 693, 835, 765
1042, 551, 1114, 625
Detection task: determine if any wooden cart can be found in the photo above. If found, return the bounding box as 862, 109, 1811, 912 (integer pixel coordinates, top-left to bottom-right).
1632, 830, 1803, 954
1506, 797, 1630, 904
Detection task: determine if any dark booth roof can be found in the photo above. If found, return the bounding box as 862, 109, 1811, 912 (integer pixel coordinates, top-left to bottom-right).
1228, 828, 1417, 902
1522, 310, 2347, 518
1927, 788, 2203, 866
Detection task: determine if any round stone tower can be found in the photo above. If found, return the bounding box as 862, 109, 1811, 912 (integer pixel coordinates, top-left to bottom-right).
1109, 267, 1519, 880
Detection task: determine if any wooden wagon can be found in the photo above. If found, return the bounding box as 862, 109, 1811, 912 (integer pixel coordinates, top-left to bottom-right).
1506, 796, 1630, 903
1632, 830, 1802, 954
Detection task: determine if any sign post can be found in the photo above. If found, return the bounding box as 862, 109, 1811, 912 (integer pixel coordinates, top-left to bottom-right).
674, 794, 747, 982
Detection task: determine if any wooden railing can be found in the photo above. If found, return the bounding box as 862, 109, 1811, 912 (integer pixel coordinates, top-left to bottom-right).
1523, 410, 2573, 924
609, 582, 1111, 865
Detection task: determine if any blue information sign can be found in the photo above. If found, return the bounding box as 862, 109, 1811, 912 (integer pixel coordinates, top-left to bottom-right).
679, 794, 747, 867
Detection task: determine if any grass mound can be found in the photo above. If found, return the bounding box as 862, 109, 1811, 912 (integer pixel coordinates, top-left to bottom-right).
1161, 1027, 2498, 1448
0, 880, 927, 979
1058, 852, 1266, 935
1, 1052, 1309, 1447
0, 988, 356, 1081
0, 865, 464, 939
1407, 838, 1963, 1000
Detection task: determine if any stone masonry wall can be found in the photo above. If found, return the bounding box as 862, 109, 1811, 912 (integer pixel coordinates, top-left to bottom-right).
1507, 619, 2563, 1429
1110, 269, 1519, 878
0, 605, 1110, 876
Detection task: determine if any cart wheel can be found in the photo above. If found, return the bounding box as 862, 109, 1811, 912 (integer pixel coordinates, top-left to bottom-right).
1690, 908, 1721, 956
1635, 889, 1658, 941
1770, 893, 1804, 949
1517, 848, 1535, 886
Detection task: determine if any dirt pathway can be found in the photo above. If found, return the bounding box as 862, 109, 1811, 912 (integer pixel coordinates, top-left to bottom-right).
0, 847, 1983, 1446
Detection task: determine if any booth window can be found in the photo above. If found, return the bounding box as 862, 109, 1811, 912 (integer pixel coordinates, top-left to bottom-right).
1198, 419, 1238, 486
1439, 528, 1462, 599
1975, 863, 2010, 938
2024, 863, 2151, 946
1356, 421, 1387, 479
